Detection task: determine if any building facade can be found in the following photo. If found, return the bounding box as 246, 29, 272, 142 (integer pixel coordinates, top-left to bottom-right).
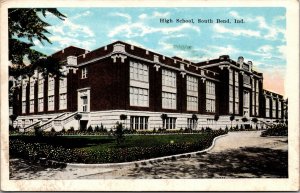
10, 41, 287, 131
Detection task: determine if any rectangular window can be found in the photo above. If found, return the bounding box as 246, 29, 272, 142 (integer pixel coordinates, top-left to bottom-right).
229, 69, 233, 84
235, 71, 239, 83
48, 77, 55, 91
82, 96, 88, 112
38, 98, 44, 112
162, 69, 176, 88
278, 101, 282, 118
130, 116, 149, 130
187, 76, 198, 111
59, 78, 67, 89
162, 92, 176, 109
272, 99, 276, 118
130, 61, 149, 82
22, 84, 26, 101
30, 79, 35, 97
229, 85, 233, 114
130, 87, 149, 107
38, 79, 44, 94
22, 101, 26, 113
82, 67, 88, 79
235, 101, 239, 114
187, 118, 197, 130
59, 94, 67, 110
187, 96, 198, 111
48, 96, 54, 111
266, 98, 270, 117
30, 100, 34, 113
187, 75, 198, 92
206, 81, 216, 112
163, 117, 176, 129
235, 86, 239, 114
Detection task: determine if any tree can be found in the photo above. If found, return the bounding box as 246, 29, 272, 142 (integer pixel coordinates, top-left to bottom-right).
229, 114, 235, 129
120, 114, 127, 128
9, 8, 66, 78
161, 114, 168, 129
114, 122, 125, 146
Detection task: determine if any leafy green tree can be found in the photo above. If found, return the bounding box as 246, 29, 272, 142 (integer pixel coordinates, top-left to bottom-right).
114, 122, 125, 146
8, 8, 66, 77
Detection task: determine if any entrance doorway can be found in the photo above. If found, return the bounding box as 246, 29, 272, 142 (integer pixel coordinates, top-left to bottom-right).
80, 120, 88, 130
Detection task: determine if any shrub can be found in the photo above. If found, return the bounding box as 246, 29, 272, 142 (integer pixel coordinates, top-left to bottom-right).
114, 123, 125, 146
87, 125, 93, 132
61, 127, 66, 133
261, 124, 288, 137
95, 125, 100, 132
68, 127, 75, 133
225, 125, 229, 132
205, 127, 212, 132
153, 127, 156, 133
51, 127, 56, 132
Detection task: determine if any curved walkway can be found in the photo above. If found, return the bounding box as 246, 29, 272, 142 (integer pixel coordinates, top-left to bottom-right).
9, 131, 288, 179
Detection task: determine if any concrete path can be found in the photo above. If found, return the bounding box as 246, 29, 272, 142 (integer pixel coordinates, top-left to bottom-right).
9, 131, 288, 179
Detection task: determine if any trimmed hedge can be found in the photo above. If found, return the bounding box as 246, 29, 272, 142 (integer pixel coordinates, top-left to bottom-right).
9, 130, 226, 164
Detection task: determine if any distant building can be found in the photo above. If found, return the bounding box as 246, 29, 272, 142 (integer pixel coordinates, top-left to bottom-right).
10, 41, 287, 131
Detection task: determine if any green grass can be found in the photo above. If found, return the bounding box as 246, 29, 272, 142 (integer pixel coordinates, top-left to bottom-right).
11, 133, 209, 152
10, 131, 226, 163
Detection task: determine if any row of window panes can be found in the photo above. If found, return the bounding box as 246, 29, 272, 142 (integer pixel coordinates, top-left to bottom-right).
187, 75, 198, 92
206, 98, 216, 113
235, 72, 239, 83
48, 77, 55, 91
187, 96, 198, 111
82, 67, 88, 79
162, 92, 176, 109
243, 74, 251, 85
130, 116, 149, 130
130, 61, 149, 83
187, 118, 197, 129
163, 117, 176, 129
266, 108, 270, 117
206, 81, 215, 98
162, 69, 176, 88
229, 69, 233, 84
130, 87, 149, 107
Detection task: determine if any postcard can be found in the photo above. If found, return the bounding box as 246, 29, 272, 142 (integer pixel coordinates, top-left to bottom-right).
1, 0, 299, 191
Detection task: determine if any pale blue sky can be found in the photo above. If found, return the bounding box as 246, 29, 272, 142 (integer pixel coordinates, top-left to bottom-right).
33, 7, 286, 95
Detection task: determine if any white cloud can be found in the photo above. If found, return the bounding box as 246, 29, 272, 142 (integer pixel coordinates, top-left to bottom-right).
229, 11, 241, 18
138, 11, 170, 20
277, 45, 286, 58
153, 11, 170, 18
48, 35, 95, 50
47, 18, 95, 38
138, 13, 147, 19
224, 11, 286, 41
257, 45, 273, 53
72, 10, 91, 19
111, 12, 132, 22
108, 22, 200, 38
213, 23, 260, 37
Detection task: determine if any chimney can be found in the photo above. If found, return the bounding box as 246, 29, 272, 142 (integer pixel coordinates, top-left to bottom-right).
248, 61, 253, 72
237, 56, 244, 68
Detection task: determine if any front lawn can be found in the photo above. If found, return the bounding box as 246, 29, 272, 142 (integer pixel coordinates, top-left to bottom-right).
9, 131, 226, 164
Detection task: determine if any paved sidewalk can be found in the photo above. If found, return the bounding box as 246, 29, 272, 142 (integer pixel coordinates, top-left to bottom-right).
9, 131, 288, 179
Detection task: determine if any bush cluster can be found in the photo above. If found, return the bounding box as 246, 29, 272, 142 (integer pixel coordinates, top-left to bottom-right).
261, 124, 288, 137
9, 130, 226, 164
